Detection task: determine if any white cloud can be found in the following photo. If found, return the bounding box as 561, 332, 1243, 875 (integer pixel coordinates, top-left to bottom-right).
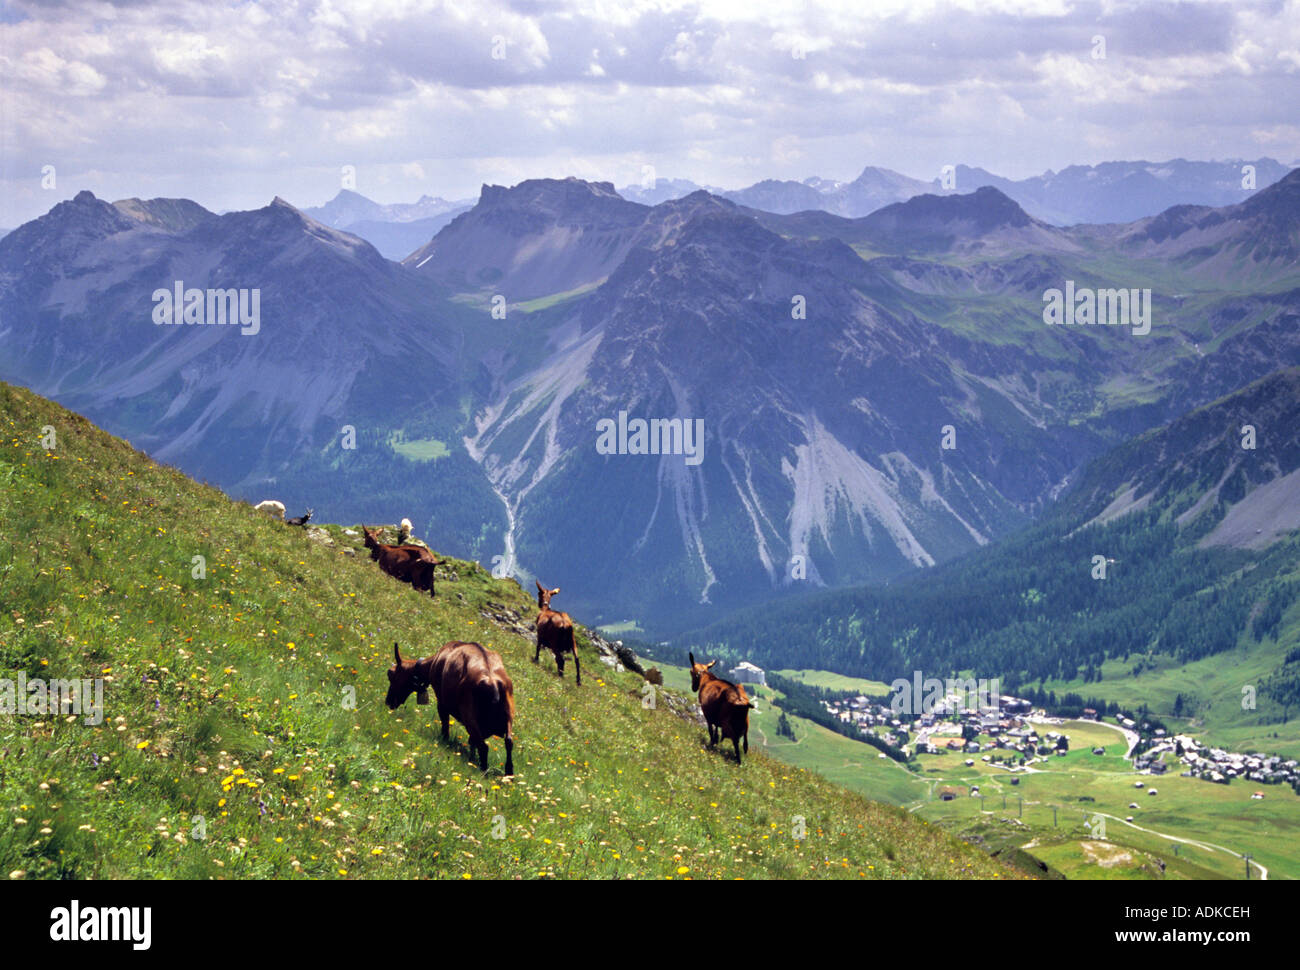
0, 0, 1297, 227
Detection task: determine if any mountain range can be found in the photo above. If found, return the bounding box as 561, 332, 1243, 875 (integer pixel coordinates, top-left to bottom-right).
3, 167, 1300, 630
620, 157, 1296, 227
280, 157, 1294, 264
298, 189, 472, 260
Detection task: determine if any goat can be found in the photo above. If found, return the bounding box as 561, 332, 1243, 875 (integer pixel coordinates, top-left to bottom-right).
361, 525, 438, 596
397, 518, 413, 544
534, 581, 580, 685
386, 642, 514, 775
689, 652, 754, 764
254, 500, 285, 520
286, 508, 314, 527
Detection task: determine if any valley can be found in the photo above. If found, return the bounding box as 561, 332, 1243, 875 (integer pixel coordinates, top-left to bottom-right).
642, 661, 1300, 879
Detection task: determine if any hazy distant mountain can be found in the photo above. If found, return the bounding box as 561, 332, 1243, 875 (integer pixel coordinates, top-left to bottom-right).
335, 214, 466, 261
617, 177, 708, 205
958, 158, 1295, 226
721, 178, 826, 213
651, 157, 1295, 227
302, 189, 469, 226
718, 166, 936, 216
299, 189, 473, 259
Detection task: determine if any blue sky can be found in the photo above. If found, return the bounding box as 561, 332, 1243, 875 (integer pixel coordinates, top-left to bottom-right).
1, 0, 1298, 225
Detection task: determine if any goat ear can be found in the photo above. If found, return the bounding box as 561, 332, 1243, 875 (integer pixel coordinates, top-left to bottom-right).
689, 652, 696, 666
393, 643, 402, 664
706, 660, 717, 669
536, 580, 545, 593
550, 587, 561, 597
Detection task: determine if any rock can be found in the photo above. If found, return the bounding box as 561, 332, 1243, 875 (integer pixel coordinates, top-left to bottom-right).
585, 629, 644, 675
479, 601, 533, 638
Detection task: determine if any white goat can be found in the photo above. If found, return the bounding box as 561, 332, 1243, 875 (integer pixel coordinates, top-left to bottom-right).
398, 517, 413, 544
255, 500, 286, 520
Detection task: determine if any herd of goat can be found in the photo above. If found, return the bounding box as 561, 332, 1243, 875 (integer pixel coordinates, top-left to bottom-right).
253, 500, 754, 773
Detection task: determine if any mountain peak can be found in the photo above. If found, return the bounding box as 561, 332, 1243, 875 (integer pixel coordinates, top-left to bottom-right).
408, 177, 648, 298
112, 196, 215, 234
477, 177, 626, 210
867, 184, 1033, 232
1243, 165, 1300, 207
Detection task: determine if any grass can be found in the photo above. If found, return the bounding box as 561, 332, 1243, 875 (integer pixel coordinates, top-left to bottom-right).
772, 669, 893, 695
513, 281, 604, 313
596, 621, 644, 637
387, 431, 450, 463
0, 383, 1016, 881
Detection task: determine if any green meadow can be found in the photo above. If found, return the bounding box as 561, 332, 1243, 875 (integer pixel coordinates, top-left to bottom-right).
0, 383, 1014, 881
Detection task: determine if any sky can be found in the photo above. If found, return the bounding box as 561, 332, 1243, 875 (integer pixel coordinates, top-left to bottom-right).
1, 0, 1298, 226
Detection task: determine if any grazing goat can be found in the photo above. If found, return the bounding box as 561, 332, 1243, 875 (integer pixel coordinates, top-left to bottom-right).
286, 508, 314, 527
398, 518, 413, 544
255, 500, 285, 520
689, 652, 754, 764
361, 525, 438, 596
386, 642, 514, 775
534, 581, 580, 685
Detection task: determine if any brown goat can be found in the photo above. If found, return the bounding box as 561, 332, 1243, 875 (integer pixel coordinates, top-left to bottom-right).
534, 581, 580, 685
386, 642, 515, 775
361, 526, 438, 596
689, 652, 754, 764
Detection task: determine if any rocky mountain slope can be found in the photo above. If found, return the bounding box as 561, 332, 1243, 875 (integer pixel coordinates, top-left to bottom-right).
4, 172, 1300, 629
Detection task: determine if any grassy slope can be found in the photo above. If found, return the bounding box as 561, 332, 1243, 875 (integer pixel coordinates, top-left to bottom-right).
0, 383, 1014, 880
